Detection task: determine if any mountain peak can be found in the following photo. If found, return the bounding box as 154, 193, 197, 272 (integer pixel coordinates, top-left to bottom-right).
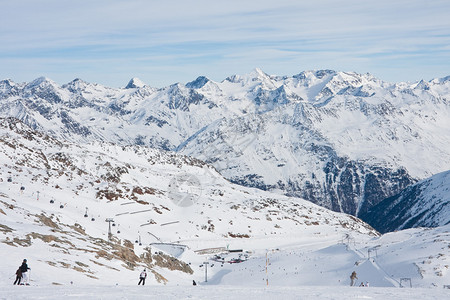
0, 79, 15, 91
186, 76, 210, 89
414, 79, 430, 90
26, 76, 56, 88
247, 67, 270, 80
125, 77, 146, 89
253, 67, 266, 76
430, 75, 450, 85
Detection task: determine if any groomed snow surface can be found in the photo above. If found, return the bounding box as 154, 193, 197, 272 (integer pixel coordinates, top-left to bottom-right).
1, 285, 449, 300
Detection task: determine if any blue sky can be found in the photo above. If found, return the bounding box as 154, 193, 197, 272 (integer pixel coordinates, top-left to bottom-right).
1, 0, 450, 87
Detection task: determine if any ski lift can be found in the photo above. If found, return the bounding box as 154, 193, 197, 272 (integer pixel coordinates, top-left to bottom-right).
112, 223, 116, 227
59, 203, 64, 209
91, 217, 95, 221
20, 186, 25, 191
7, 177, 12, 182
50, 200, 54, 204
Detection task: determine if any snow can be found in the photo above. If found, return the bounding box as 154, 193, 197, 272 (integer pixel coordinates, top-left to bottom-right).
2, 69, 450, 218
1, 69, 450, 298
125, 78, 147, 89
1, 118, 450, 296
0, 285, 449, 300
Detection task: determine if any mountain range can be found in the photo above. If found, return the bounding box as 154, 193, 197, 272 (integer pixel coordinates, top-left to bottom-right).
1, 69, 450, 229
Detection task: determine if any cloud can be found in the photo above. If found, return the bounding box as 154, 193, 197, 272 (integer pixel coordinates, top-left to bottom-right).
1, 0, 450, 86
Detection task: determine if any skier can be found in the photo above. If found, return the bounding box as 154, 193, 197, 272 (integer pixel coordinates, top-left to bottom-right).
138, 269, 147, 285
350, 271, 358, 286
13, 267, 22, 285
192, 280, 197, 286
20, 259, 30, 285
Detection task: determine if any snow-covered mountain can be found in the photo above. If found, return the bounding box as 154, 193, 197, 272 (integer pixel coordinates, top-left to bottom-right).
0, 117, 374, 285
1, 117, 449, 289
361, 170, 450, 233
1, 69, 450, 221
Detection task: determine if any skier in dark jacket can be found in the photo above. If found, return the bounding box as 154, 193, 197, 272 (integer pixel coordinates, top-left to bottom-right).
13, 267, 22, 285
350, 271, 358, 286
20, 259, 30, 285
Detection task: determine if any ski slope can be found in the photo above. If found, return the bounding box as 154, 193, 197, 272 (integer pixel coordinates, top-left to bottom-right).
0, 285, 449, 300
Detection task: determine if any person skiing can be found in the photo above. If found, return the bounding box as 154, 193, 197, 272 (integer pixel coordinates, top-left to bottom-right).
20, 259, 30, 285
350, 271, 358, 286
13, 267, 22, 285
192, 280, 197, 286
138, 269, 147, 285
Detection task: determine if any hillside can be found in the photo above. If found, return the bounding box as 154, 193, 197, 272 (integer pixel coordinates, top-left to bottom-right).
0, 117, 375, 285
360, 170, 450, 233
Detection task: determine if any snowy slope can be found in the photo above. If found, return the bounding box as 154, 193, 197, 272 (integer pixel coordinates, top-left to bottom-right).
1, 118, 449, 291
1, 70, 450, 220
361, 170, 450, 233
1, 285, 450, 300
0, 117, 373, 285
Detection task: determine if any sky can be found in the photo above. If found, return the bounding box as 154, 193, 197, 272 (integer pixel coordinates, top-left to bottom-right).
1, 0, 450, 88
